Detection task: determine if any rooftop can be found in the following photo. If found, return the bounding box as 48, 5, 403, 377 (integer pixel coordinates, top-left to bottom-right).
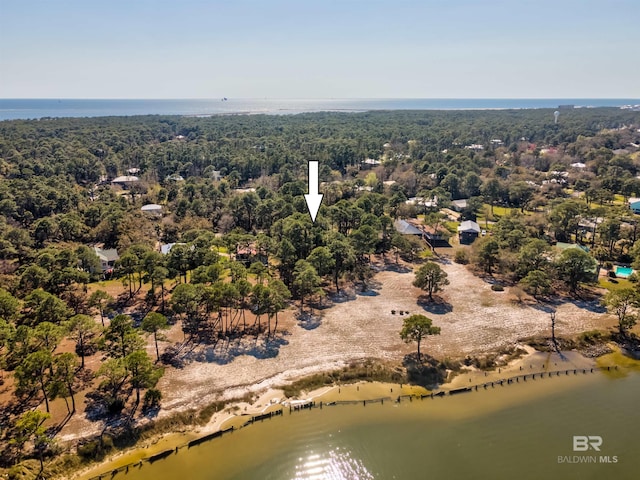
362, 158, 381, 165
94, 246, 119, 262
112, 175, 139, 183
394, 219, 423, 236
458, 220, 481, 233
141, 203, 163, 211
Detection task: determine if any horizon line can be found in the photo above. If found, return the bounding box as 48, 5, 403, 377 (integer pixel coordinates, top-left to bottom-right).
2, 97, 639, 101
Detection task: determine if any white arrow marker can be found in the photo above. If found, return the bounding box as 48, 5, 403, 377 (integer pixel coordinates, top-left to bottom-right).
304, 161, 323, 223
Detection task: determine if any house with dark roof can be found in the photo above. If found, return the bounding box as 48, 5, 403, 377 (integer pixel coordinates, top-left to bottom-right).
458, 220, 481, 244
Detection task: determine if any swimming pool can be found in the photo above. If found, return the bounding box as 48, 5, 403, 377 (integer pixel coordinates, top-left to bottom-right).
615, 266, 633, 278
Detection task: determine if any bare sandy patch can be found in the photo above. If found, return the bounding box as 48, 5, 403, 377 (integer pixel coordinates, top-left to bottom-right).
57, 258, 615, 443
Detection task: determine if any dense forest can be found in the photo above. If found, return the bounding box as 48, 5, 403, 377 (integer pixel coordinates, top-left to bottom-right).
1, 107, 640, 478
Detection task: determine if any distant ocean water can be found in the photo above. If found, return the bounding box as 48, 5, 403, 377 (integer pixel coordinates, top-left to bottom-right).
0, 98, 639, 121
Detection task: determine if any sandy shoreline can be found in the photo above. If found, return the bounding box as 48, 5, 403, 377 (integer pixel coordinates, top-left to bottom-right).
71, 345, 619, 480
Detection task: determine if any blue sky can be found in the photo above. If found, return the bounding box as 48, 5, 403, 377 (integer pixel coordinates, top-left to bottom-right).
0, 0, 638, 98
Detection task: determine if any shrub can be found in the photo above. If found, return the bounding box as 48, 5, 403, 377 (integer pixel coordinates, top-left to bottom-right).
454, 249, 469, 264
144, 388, 162, 409
578, 330, 605, 345
107, 397, 125, 414
491, 284, 504, 291
8, 462, 38, 480
77, 435, 114, 460
439, 357, 462, 372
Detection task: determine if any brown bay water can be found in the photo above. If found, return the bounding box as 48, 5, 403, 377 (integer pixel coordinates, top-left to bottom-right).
104, 367, 640, 480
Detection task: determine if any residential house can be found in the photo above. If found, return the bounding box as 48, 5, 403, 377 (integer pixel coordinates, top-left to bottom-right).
394, 219, 448, 249
451, 199, 469, 212
464, 144, 484, 151
141, 203, 163, 218
236, 244, 267, 265
111, 175, 139, 188
165, 174, 185, 182
458, 220, 481, 244
160, 242, 186, 255
93, 246, 119, 272
233, 187, 257, 194
555, 242, 589, 253
361, 158, 381, 169
405, 197, 438, 209
394, 219, 423, 236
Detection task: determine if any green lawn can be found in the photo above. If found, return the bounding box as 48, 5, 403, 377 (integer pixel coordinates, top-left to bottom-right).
474, 216, 496, 230
444, 221, 459, 233
482, 204, 517, 218
613, 194, 626, 205
419, 249, 433, 259
598, 277, 634, 291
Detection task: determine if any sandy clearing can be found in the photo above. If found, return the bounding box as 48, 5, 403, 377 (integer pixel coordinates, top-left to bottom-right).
156, 259, 613, 415
57, 258, 615, 442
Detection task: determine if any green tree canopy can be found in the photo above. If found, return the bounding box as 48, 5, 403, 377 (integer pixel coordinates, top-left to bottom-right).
141, 312, 170, 361
104, 314, 143, 358
14, 349, 53, 412
413, 262, 449, 301
399, 314, 441, 362
554, 248, 597, 294
292, 260, 322, 313
0, 287, 20, 320
21, 289, 71, 327
474, 237, 501, 275
519, 270, 552, 298
88, 289, 114, 327
125, 350, 163, 404
602, 288, 639, 335
10, 410, 51, 467
65, 314, 99, 368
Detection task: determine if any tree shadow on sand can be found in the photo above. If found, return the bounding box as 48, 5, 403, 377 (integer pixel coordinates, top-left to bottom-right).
296, 311, 322, 330
402, 353, 447, 389
355, 278, 382, 296
529, 295, 606, 314
357, 290, 380, 297
382, 263, 412, 274
417, 296, 453, 314
84, 389, 133, 424
184, 333, 290, 365
325, 290, 357, 305
141, 405, 160, 419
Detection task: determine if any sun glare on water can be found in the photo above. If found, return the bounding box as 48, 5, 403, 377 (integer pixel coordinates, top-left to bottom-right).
293, 448, 374, 480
